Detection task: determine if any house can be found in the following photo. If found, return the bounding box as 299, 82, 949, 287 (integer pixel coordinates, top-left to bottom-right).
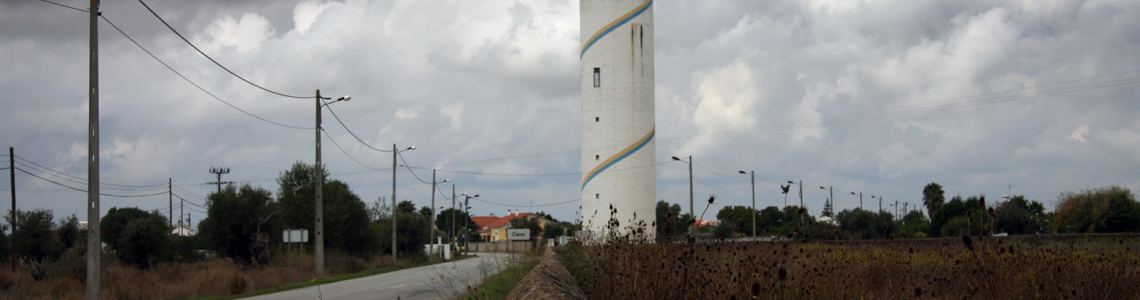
694, 219, 720, 228
472, 209, 558, 242
172, 223, 195, 236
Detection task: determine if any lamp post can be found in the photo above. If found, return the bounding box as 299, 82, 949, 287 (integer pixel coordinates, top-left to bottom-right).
787, 180, 802, 224
392, 144, 415, 266
871, 195, 882, 213
671, 156, 693, 233
430, 170, 449, 253
315, 90, 350, 276
851, 192, 863, 211
820, 186, 832, 217
462, 193, 478, 255
739, 170, 755, 238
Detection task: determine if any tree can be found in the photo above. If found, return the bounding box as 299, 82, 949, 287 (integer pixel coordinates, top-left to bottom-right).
510, 217, 543, 239
715, 206, 758, 236
928, 195, 986, 237
101, 207, 170, 269
994, 195, 1047, 235
836, 208, 898, 239
0, 223, 9, 259
396, 200, 417, 214
57, 214, 81, 250
923, 182, 945, 219
822, 198, 834, 218
435, 208, 476, 240
7, 209, 63, 263
655, 200, 689, 237
276, 162, 379, 258
757, 206, 786, 232
419, 206, 432, 221
198, 184, 278, 267
712, 221, 736, 239
535, 211, 559, 222
899, 210, 930, 238
1052, 186, 1140, 233
543, 222, 566, 239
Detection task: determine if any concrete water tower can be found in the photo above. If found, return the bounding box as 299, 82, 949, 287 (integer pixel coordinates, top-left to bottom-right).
579, 0, 655, 239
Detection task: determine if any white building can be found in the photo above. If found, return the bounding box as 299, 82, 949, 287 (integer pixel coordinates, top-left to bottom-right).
171, 223, 195, 236
580, 0, 656, 239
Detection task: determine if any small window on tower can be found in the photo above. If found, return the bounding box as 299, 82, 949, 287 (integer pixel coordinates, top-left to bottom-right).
593, 67, 601, 88
595, 155, 600, 160
595, 194, 600, 199
595, 117, 599, 122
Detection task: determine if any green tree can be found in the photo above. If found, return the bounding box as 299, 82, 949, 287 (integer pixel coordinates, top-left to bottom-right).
543, 222, 566, 239
757, 206, 786, 232
1052, 186, 1140, 233
655, 200, 689, 237
435, 208, 475, 241
836, 208, 898, 239
712, 221, 736, 239
56, 214, 81, 250
923, 182, 945, 220
994, 195, 1047, 235
7, 209, 63, 263
419, 206, 432, 221
715, 205, 758, 236
822, 199, 834, 218
510, 217, 543, 239
101, 207, 170, 269
396, 200, 416, 214
899, 210, 929, 238
198, 184, 278, 266
0, 223, 9, 259
277, 162, 379, 257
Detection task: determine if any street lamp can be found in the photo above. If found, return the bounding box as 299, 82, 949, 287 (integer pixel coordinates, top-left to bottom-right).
392, 144, 415, 266
672, 156, 693, 233
430, 170, 449, 252
820, 186, 832, 217
786, 181, 803, 224
739, 170, 755, 238
462, 193, 478, 255
315, 90, 350, 276
851, 192, 863, 211
871, 195, 882, 213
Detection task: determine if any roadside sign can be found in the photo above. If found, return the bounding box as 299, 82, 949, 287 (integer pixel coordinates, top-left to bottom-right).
282, 229, 309, 243
507, 228, 530, 241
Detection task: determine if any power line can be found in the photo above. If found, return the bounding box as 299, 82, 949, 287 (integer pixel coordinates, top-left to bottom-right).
13, 156, 168, 191
38, 0, 87, 12
15, 168, 168, 198
101, 14, 312, 130
321, 99, 393, 152
137, 0, 309, 99
397, 151, 432, 185
323, 130, 390, 171
469, 197, 580, 208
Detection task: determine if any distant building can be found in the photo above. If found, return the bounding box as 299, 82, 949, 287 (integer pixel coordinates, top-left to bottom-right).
172, 223, 195, 236
472, 209, 557, 242
693, 219, 720, 228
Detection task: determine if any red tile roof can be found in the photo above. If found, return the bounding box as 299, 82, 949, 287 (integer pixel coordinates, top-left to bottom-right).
472, 213, 543, 233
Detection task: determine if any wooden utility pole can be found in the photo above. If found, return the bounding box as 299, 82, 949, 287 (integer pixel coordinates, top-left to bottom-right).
169, 178, 172, 233
87, 0, 102, 298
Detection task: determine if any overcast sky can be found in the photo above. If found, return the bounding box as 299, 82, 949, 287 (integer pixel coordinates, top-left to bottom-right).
3, 0, 1139, 229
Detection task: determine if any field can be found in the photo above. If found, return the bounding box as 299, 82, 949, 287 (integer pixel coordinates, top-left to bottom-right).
558, 233, 1140, 299
0, 251, 431, 300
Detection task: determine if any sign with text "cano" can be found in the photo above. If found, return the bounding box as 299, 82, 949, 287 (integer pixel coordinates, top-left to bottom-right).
507, 229, 531, 241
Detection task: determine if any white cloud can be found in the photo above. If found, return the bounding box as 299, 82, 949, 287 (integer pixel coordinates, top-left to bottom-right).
292, 0, 337, 35
1066, 125, 1089, 143
195, 12, 276, 54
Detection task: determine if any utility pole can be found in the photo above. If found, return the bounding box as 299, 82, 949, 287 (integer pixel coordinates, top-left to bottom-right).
314, 89, 325, 276
451, 184, 456, 247
749, 171, 755, 238
895, 200, 899, 220
168, 178, 172, 233
391, 143, 398, 267
87, 1, 102, 298
9, 147, 15, 271
430, 170, 436, 250
9, 147, 15, 233
859, 192, 863, 211
180, 197, 184, 230
208, 167, 231, 193
798, 180, 803, 225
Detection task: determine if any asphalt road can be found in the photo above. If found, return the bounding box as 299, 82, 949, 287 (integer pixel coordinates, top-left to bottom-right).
242, 252, 513, 300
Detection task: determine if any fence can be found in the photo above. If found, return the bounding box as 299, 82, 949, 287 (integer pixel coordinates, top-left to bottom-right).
467, 240, 537, 252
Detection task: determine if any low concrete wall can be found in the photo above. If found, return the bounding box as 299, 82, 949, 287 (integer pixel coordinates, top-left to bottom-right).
468, 241, 536, 252
505, 247, 587, 300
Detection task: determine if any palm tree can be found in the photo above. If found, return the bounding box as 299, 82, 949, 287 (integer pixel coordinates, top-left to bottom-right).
922, 182, 945, 218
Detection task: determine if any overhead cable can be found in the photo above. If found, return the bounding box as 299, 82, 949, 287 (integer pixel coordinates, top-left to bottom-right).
137, 0, 309, 99
101, 15, 311, 129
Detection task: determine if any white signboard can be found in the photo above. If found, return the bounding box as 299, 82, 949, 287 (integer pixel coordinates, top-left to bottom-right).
507, 228, 531, 241
282, 229, 309, 243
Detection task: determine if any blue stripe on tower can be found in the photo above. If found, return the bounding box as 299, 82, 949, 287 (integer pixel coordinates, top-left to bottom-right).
582, 128, 655, 190
580, 0, 652, 58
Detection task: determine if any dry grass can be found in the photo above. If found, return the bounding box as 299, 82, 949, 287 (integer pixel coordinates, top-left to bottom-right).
0, 251, 420, 300
559, 233, 1140, 299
